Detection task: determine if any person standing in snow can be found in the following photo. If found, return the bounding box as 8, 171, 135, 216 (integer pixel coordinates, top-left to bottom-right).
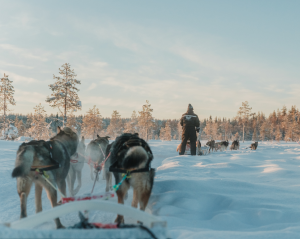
179, 104, 200, 155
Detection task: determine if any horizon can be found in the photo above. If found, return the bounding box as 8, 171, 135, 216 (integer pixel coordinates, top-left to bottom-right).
1, 1, 299, 120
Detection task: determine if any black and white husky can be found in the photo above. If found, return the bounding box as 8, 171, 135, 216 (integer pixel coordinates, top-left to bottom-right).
107, 133, 155, 224
11, 127, 78, 228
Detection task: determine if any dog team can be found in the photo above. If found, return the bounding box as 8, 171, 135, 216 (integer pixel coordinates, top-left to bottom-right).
10, 103, 258, 228
11, 126, 154, 228
177, 104, 258, 155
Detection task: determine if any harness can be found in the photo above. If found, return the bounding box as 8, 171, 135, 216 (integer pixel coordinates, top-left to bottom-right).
29, 141, 62, 173
109, 135, 154, 191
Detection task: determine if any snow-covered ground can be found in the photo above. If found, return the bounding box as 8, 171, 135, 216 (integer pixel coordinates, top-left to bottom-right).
1, 140, 300, 238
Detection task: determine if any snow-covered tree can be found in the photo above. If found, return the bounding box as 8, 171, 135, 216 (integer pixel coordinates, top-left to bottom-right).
81, 105, 103, 139
15, 117, 25, 136
27, 104, 51, 140
138, 100, 154, 141
159, 127, 165, 140
46, 63, 81, 126
275, 125, 282, 142
0, 73, 16, 139
106, 110, 123, 139
237, 101, 254, 143
66, 113, 79, 133
124, 110, 138, 134
177, 121, 183, 140
161, 121, 172, 141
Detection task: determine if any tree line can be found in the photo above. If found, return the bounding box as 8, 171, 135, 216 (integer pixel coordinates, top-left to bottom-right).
1, 64, 300, 142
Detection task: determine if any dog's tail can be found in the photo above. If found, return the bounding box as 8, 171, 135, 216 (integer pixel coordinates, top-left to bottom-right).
12, 146, 35, 178
122, 146, 149, 169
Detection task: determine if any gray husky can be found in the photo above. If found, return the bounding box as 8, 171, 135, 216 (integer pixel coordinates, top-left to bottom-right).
67, 136, 86, 196
86, 135, 110, 185
11, 127, 78, 228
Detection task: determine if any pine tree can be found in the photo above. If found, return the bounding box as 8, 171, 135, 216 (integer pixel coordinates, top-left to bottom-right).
0, 73, 16, 138
46, 63, 81, 126
27, 104, 51, 140
124, 110, 138, 134
161, 121, 172, 141
177, 121, 183, 140
138, 100, 154, 140
159, 127, 166, 140
106, 110, 123, 139
275, 125, 282, 142
260, 121, 267, 141
81, 105, 103, 139
66, 112, 79, 133
15, 116, 25, 136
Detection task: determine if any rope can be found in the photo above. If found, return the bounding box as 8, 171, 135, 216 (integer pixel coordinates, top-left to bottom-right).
35, 169, 66, 198
113, 172, 130, 191
90, 152, 111, 194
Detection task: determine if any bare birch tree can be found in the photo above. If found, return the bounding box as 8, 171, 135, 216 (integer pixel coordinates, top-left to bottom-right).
46, 63, 81, 126
0, 73, 16, 138
237, 101, 254, 143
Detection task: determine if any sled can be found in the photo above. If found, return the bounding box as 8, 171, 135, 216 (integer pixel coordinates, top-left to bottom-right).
1, 200, 168, 239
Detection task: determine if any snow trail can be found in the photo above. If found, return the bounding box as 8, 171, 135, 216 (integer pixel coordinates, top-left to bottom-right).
1, 140, 300, 238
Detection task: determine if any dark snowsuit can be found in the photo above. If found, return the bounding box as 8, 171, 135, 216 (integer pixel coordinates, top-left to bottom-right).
180, 109, 200, 155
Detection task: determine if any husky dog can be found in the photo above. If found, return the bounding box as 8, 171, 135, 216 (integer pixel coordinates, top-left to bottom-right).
206, 140, 216, 152
250, 141, 258, 150
86, 135, 110, 182
220, 140, 229, 151
67, 136, 86, 196
108, 133, 155, 224
230, 140, 239, 150
11, 127, 78, 228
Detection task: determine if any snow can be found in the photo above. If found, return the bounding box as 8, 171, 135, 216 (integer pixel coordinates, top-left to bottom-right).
1, 124, 18, 140
1, 140, 300, 238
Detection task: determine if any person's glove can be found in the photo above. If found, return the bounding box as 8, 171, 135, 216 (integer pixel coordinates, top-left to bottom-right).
196, 127, 200, 133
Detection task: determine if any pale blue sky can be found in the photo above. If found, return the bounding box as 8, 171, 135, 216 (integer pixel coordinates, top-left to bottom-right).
0, 0, 299, 119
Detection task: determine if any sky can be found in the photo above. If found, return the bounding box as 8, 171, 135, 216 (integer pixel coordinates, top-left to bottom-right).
0, 0, 299, 120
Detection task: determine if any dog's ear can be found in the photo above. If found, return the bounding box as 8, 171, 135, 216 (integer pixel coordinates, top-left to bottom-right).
57, 126, 61, 134
97, 134, 100, 138
105, 136, 110, 139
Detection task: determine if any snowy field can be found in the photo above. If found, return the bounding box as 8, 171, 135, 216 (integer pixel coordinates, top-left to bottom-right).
1, 140, 300, 238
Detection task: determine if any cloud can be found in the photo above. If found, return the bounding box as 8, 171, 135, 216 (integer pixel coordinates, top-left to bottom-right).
87, 83, 97, 91
0, 70, 39, 83
0, 44, 49, 62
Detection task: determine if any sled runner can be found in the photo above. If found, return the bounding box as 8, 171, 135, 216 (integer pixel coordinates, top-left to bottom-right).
2, 200, 168, 239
